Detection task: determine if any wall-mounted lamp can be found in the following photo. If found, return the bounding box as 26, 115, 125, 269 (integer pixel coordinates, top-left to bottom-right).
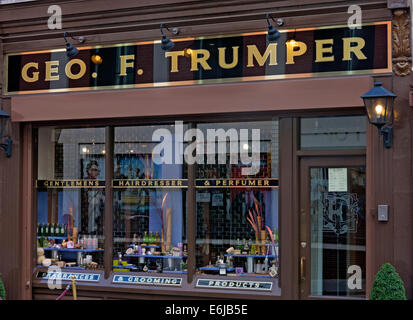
64, 32, 85, 58
183, 48, 193, 58
91, 54, 103, 64
160, 24, 180, 51
361, 81, 397, 148
266, 13, 284, 42
0, 110, 12, 158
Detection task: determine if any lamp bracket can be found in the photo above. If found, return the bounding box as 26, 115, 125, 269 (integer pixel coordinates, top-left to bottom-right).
0, 137, 12, 158
64, 32, 85, 44
266, 14, 284, 27
378, 126, 393, 149
160, 24, 180, 36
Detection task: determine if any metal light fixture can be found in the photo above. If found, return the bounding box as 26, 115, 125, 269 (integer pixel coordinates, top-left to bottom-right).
361, 81, 397, 148
64, 32, 85, 58
266, 13, 284, 42
160, 24, 179, 51
0, 109, 12, 158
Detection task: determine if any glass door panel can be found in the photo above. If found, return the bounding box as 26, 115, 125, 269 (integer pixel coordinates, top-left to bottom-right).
300, 158, 366, 299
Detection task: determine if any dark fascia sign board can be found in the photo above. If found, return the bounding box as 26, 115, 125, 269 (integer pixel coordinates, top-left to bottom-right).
4, 22, 391, 95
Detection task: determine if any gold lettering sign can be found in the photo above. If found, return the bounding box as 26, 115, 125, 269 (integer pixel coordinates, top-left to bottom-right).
196, 179, 279, 188
112, 179, 188, 188
36, 180, 105, 188
6, 22, 390, 95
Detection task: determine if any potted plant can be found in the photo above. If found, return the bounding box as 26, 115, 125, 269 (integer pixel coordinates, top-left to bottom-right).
370, 263, 407, 300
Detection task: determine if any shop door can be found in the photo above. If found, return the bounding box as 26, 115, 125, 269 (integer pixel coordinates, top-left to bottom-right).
299, 157, 366, 299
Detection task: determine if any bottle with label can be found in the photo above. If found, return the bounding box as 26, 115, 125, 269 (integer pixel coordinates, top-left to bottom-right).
50, 223, 55, 237
79, 235, 84, 249
242, 238, 248, 254
132, 233, 138, 245
86, 235, 91, 249
155, 232, 160, 245
92, 235, 97, 249
244, 238, 250, 253
149, 231, 154, 244
237, 238, 242, 251
143, 231, 149, 243
44, 223, 49, 237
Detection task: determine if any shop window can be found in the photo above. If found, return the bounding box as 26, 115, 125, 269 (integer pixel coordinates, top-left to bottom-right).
195, 121, 279, 278
113, 125, 188, 274
36, 127, 105, 270
300, 116, 366, 150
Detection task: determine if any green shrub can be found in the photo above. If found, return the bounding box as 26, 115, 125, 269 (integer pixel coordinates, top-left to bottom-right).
370, 263, 406, 300
0, 273, 5, 300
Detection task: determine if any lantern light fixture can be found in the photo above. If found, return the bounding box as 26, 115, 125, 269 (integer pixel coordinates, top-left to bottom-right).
361, 81, 397, 148
64, 32, 85, 58
0, 109, 12, 158
266, 13, 284, 42
160, 24, 179, 51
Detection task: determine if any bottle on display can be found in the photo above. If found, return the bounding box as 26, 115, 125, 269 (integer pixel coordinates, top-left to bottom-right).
155, 232, 160, 245
92, 235, 97, 249
242, 238, 248, 253
37, 223, 40, 236
79, 235, 84, 249
50, 223, 55, 237
132, 233, 138, 245
149, 232, 154, 244
86, 235, 91, 249
237, 238, 242, 251
143, 231, 149, 243
44, 223, 49, 237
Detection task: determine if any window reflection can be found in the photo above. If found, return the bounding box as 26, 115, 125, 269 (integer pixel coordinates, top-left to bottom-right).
36, 127, 105, 270
195, 120, 279, 278
113, 125, 188, 274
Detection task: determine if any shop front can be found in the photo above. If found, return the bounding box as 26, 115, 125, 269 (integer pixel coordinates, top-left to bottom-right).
0, 0, 412, 300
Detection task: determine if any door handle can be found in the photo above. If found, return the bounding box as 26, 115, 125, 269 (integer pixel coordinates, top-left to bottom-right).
300, 256, 306, 281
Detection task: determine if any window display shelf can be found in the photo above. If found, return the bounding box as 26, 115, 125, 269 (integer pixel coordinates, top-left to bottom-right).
199, 267, 235, 272
113, 265, 137, 269
124, 254, 186, 259
225, 254, 276, 259
37, 236, 67, 240
239, 273, 273, 278
127, 244, 160, 249
43, 248, 104, 253
36, 265, 86, 270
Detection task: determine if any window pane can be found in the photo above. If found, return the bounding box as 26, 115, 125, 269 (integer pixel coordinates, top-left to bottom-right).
113, 125, 188, 274
300, 116, 366, 150
195, 120, 279, 279
36, 127, 105, 270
